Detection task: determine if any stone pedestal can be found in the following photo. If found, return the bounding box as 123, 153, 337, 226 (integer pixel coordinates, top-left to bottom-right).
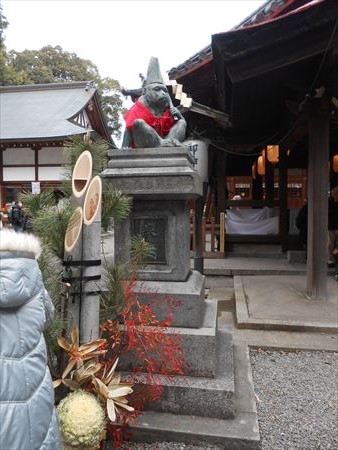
101, 148, 249, 445
102, 147, 204, 327
115, 199, 191, 282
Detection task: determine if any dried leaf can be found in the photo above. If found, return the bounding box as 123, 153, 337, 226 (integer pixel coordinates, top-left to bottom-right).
71, 327, 79, 348
110, 386, 133, 398
57, 336, 72, 352
62, 359, 77, 380
62, 378, 80, 390
82, 362, 102, 376
107, 374, 121, 387
53, 379, 62, 388
105, 357, 119, 382
79, 340, 106, 354
115, 400, 134, 412
92, 377, 109, 399
107, 398, 116, 422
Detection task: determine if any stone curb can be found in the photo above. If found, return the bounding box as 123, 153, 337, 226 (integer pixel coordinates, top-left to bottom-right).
205, 268, 306, 276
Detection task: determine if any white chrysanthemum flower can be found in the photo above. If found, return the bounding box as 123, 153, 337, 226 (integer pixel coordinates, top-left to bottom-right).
57, 390, 106, 448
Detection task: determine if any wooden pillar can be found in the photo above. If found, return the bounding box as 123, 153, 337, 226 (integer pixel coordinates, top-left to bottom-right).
216, 150, 226, 216
265, 158, 275, 207
307, 112, 329, 300
34, 148, 39, 181
279, 147, 288, 252
252, 175, 263, 204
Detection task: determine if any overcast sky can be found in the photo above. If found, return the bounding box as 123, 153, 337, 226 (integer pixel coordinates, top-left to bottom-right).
2, 0, 265, 90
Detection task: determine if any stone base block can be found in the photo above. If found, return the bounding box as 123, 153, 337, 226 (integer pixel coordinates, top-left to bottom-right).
107, 340, 260, 449
178, 299, 218, 377
134, 270, 205, 328
119, 299, 218, 378
128, 331, 234, 419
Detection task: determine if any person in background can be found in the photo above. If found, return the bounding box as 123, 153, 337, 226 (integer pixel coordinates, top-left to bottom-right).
296, 198, 308, 250
231, 194, 242, 210
232, 194, 242, 201
0, 228, 61, 449
7, 200, 15, 225
327, 186, 338, 267
11, 201, 24, 232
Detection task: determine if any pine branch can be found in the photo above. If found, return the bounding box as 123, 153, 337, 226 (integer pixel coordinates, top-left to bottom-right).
63, 135, 110, 176
101, 184, 132, 231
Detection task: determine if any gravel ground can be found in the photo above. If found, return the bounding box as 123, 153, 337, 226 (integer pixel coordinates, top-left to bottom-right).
251, 349, 338, 450
121, 444, 222, 449
120, 349, 337, 450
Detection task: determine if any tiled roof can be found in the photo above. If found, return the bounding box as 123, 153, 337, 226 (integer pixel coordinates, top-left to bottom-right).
0, 82, 105, 142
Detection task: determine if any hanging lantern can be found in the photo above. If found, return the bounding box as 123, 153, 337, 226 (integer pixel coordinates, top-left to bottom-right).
333, 154, 338, 173
257, 155, 265, 176
287, 148, 291, 156
266, 145, 279, 164
252, 162, 256, 179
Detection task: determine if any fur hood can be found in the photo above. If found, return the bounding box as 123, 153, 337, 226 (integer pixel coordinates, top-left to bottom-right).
0, 229, 41, 258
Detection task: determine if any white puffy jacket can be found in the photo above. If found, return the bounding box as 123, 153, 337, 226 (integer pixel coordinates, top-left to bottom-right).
0, 229, 61, 450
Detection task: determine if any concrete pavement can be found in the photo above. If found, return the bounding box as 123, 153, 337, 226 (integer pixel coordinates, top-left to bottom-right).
234, 274, 338, 332
205, 255, 338, 349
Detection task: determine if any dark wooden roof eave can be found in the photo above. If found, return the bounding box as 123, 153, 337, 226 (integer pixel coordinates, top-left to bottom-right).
168, 0, 303, 81
212, 0, 338, 86
210, 0, 338, 138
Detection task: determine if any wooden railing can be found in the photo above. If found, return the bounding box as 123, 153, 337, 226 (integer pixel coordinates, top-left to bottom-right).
191, 212, 225, 258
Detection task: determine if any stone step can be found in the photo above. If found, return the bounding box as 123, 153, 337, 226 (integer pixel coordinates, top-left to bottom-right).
127, 330, 235, 420
227, 243, 282, 254
109, 343, 260, 449
119, 410, 260, 450
226, 251, 286, 259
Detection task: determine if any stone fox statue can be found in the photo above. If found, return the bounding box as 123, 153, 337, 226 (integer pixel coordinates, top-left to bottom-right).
122, 57, 187, 148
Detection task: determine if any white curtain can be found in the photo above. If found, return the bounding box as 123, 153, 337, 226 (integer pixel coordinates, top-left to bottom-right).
225, 207, 279, 235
